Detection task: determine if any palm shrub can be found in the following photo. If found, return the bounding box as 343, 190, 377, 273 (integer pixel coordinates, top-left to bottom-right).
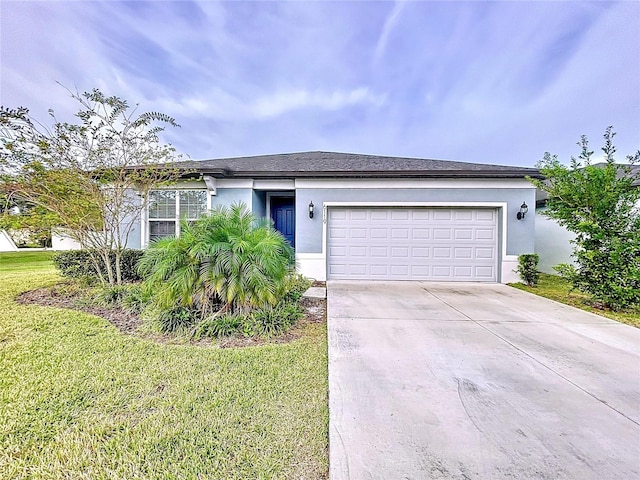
138, 202, 294, 331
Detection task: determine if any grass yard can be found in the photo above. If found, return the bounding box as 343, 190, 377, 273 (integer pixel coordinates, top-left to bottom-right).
0, 252, 329, 479
510, 273, 640, 328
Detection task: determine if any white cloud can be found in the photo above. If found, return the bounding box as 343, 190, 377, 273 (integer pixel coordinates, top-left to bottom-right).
251, 87, 386, 119
374, 0, 408, 64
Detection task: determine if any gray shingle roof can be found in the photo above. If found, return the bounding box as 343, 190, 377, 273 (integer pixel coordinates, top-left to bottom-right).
173, 151, 541, 179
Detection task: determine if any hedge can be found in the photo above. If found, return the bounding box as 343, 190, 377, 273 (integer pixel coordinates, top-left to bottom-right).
52, 249, 144, 282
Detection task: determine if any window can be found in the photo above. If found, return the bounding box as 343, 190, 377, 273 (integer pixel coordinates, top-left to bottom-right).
148, 190, 207, 242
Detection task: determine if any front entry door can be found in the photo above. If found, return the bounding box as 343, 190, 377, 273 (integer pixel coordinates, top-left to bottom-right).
271, 197, 295, 248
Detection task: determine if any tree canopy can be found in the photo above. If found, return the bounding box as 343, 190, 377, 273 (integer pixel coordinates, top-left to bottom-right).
532, 126, 640, 310
0, 87, 184, 284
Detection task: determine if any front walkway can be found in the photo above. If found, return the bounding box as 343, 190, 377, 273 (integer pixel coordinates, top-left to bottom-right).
328, 281, 640, 479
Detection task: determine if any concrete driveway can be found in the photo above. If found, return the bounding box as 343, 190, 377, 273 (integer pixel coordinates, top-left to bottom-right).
328, 281, 640, 480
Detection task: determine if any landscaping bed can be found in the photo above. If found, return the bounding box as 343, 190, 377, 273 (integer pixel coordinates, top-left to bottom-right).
16, 284, 327, 347
0, 252, 329, 479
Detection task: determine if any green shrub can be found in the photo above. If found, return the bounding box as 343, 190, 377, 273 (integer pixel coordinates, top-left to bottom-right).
193, 301, 305, 340
138, 203, 294, 318
516, 254, 540, 287
53, 249, 144, 283
282, 273, 313, 303
92, 283, 149, 314
249, 302, 304, 338
193, 314, 244, 339
145, 306, 198, 334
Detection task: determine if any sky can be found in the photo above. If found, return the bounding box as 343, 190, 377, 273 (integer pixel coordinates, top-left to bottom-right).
1, 0, 638, 167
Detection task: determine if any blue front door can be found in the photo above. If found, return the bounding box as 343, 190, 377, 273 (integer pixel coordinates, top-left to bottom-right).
271, 197, 295, 248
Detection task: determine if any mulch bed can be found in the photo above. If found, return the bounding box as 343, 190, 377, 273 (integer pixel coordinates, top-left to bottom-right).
16, 285, 327, 348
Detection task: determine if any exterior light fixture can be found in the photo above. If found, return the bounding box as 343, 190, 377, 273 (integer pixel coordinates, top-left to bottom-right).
309, 201, 315, 219
516, 202, 528, 220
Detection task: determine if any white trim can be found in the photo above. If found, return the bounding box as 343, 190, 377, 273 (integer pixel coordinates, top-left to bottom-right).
154, 180, 206, 190
265, 192, 295, 221
215, 179, 254, 188
320, 202, 512, 283
296, 253, 326, 281
501, 255, 520, 284
253, 179, 295, 190
295, 177, 533, 189
203, 175, 217, 194
141, 195, 148, 248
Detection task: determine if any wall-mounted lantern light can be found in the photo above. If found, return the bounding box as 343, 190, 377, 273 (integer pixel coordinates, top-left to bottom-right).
308, 201, 315, 219
516, 201, 528, 220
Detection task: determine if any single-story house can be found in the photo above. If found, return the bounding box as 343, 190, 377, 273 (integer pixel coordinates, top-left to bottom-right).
534, 164, 640, 274
123, 151, 541, 284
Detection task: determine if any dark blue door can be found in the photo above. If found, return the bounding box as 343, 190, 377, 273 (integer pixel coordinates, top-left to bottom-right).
271, 197, 295, 248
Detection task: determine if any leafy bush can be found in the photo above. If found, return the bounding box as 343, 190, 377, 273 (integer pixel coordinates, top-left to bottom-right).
138, 203, 294, 326
193, 301, 305, 340
282, 273, 313, 303
145, 306, 198, 334
533, 127, 640, 310
193, 314, 244, 339
92, 283, 150, 314
248, 302, 304, 338
516, 254, 539, 287
53, 249, 144, 283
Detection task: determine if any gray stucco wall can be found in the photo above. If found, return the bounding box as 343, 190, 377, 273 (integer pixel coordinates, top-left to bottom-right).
252, 190, 267, 217
211, 188, 254, 210
295, 188, 537, 256
122, 188, 142, 249
535, 207, 575, 274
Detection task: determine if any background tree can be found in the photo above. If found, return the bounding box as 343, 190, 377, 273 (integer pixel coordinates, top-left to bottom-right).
532, 126, 640, 310
0, 88, 184, 284
0, 191, 57, 247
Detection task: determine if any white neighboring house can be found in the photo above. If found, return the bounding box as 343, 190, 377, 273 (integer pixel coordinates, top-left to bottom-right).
51, 228, 82, 250
535, 164, 640, 274
0, 230, 18, 252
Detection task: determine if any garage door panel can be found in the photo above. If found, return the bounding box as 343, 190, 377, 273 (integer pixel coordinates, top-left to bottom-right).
349, 210, 368, 221
475, 247, 496, 259
391, 210, 410, 220
370, 246, 388, 257
412, 228, 431, 239
329, 227, 347, 239
454, 210, 473, 221
454, 266, 473, 277
391, 228, 409, 239
475, 266, 495, 278
433, 229, 452, 240
411, 247, 430, 258
391, 247, 410, 257
433, 247, 452, 258
327, 207, 498, 282
476, 210, 496, 221
454, 229, 473, 240
329, 246, 347, 257
476, 229, 495, 240
454, 247, 473, 259
370, 264, 388, 275
350, 246, 367, 257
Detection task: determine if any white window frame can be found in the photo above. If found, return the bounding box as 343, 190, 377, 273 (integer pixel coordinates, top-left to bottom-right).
146, 189, 207, 244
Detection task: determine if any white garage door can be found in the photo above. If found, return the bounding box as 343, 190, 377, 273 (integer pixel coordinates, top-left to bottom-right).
327, 207, 498, 281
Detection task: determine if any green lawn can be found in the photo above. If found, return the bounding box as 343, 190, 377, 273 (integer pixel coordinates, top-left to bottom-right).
0, 250, 56, 272
510, 273, 640, 328
0, 252, 328, 479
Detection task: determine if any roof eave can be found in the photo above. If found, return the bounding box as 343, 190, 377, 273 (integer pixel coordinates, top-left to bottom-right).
188, 168, 542, 180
